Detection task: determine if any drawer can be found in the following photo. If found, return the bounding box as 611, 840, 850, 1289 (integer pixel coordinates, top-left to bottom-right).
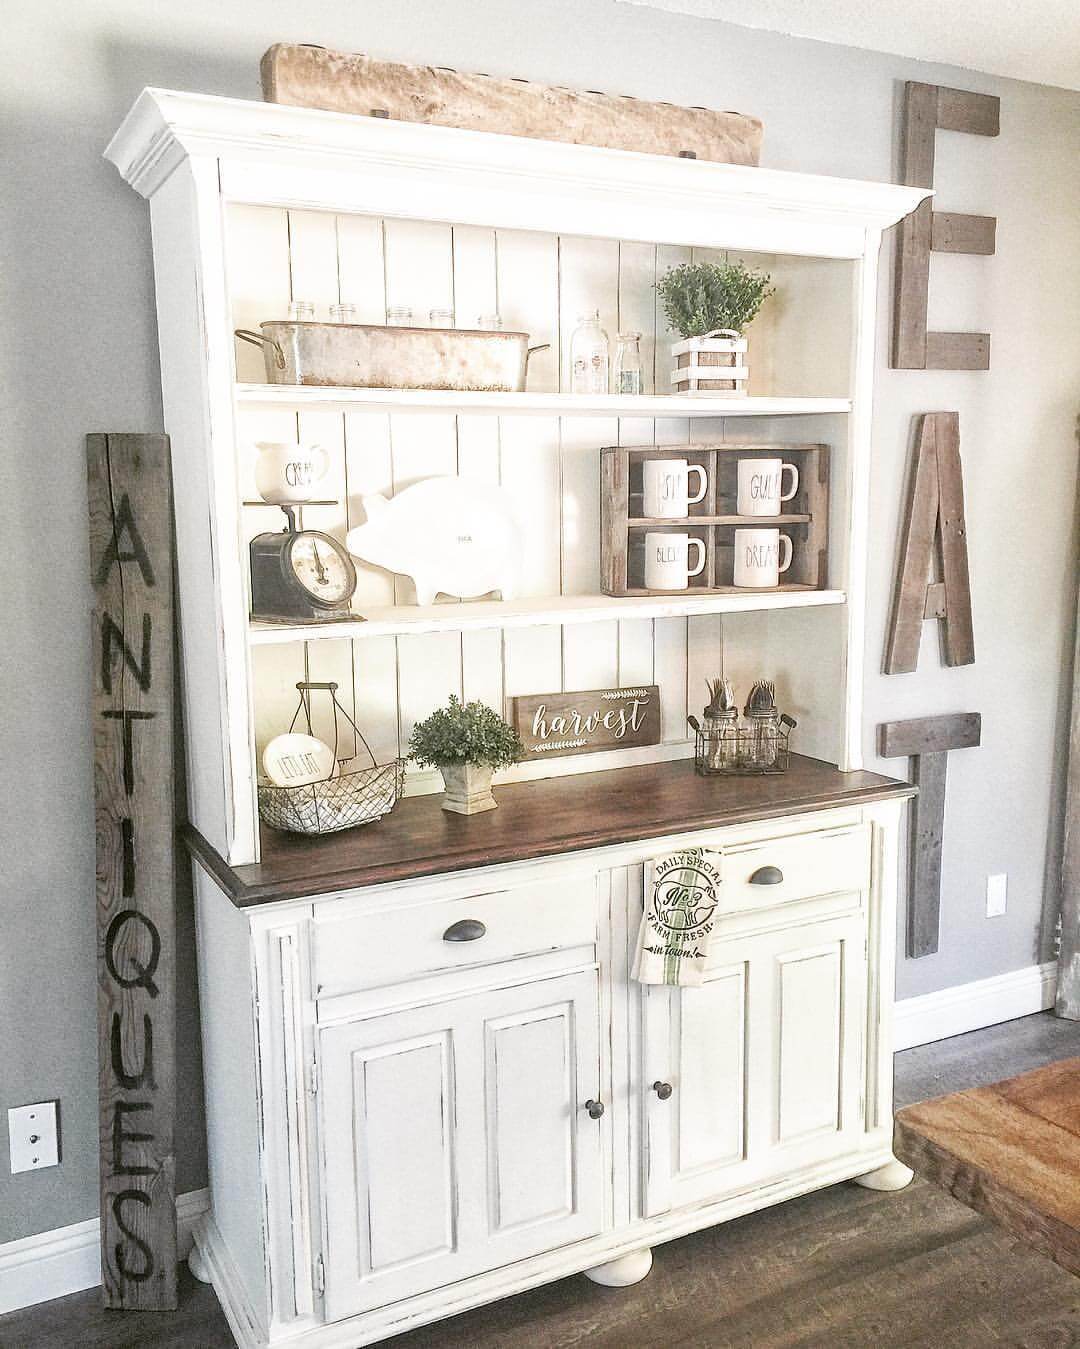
721, 823, 870, 916
312, 874, 598, 996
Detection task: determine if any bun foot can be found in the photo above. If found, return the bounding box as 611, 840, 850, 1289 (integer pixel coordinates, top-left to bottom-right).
583, 1247, 654, 1286
853, 1158, 915, 1191
188, 1243, 212, 1284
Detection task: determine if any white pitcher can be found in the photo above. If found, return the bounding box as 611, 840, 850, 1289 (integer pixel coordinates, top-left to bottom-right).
254, 442, 330, 505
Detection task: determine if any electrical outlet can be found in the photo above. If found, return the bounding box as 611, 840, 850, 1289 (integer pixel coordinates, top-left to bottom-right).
986, 873, 1008, 918
8, 1101, 60, 1173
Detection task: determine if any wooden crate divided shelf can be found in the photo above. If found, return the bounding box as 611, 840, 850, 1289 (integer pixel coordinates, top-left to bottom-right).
601, 443, 829, 596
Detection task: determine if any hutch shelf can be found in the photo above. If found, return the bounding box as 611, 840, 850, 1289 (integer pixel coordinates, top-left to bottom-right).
107, 86, 927, 1349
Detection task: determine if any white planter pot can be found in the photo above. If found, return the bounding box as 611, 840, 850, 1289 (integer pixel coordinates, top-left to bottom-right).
440, 762, 498, 814
670, 328, 748, 396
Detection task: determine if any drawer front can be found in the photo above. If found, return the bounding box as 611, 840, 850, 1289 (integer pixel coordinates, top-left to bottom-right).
312, 875, 598, 996
721, 823, 870, 916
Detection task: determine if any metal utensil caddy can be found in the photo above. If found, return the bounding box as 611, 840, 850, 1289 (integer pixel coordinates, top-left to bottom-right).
257, 682, 406, 835
693, 713, 797, 776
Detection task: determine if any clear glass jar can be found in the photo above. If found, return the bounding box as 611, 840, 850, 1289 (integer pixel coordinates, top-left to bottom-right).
288, 299, 316, 322
613, 331, 643, 395
329, 302, 358, 324
477, 313, 503, 331
386, 305, 414, 327
428, 307, 454, 329
570, 311, 610, 395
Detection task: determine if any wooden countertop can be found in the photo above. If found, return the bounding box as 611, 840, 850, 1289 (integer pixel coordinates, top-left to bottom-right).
184, 754, 914, 907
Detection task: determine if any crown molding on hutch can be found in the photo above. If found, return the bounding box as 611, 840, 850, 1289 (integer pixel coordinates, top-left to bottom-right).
105, 89, 929, 257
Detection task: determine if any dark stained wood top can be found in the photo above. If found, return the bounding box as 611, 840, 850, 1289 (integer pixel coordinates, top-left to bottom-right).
184, 754, 913, 907
894, 1057, 1080, 1277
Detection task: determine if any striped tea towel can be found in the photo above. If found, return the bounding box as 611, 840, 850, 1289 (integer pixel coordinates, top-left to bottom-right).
633, 847, 722, 987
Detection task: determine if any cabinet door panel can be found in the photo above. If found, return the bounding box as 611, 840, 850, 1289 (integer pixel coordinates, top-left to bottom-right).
777, 944, 843, 1142
676, 968, 746, 1175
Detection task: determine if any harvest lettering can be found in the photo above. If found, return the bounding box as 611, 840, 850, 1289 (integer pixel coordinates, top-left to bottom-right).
532, 697, 649, 742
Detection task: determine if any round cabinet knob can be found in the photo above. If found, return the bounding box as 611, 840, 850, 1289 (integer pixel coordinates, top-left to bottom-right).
652, 1081, 673, 1101
584, 1099, 605, 1120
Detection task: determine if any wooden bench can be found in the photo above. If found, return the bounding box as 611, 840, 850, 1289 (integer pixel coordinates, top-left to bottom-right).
894, 1056, 1080, 1276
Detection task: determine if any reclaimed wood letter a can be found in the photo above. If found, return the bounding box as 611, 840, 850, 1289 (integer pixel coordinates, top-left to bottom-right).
884, 412, 974, 675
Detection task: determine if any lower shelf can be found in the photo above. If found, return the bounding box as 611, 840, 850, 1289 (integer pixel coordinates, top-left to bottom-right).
248, 588, 847, 644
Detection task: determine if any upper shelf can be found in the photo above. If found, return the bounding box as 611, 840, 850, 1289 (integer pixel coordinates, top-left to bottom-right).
235, 385, 853, 418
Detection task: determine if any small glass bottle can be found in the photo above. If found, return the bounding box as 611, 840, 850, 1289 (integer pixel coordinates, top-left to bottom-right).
613, 331, 643, 395
386, 305, 414, 327
477, 313, 503, 331
570, 311, 610, 395
428, 307, 454, 329
329, 302, 358, 324
288, 299, 316, 322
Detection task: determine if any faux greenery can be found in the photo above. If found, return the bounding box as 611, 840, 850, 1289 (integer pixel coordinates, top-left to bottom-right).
409, 695, 525, 770
655, 260, 775, 338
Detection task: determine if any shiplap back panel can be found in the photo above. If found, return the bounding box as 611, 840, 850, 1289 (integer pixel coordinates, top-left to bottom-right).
229, 206, 848, 786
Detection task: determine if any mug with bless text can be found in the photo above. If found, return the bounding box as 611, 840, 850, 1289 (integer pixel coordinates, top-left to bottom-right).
644, 531, 707, 590
736, 458, 799, 517
643, 458, 708, 518
733, 528, 793, 588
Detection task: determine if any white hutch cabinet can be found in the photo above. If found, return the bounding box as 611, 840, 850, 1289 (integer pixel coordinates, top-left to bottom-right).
107, 88, 925, 1348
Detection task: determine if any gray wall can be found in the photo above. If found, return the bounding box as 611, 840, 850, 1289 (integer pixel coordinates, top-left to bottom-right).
2, 0, 1078, 1245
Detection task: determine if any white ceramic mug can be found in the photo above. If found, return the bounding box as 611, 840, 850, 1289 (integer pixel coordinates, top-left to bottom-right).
254, 441, 330, 505
644, 532, 707, 590
643, 458, 708, 519
733, 528, 793, 588
736, 458, 799, 516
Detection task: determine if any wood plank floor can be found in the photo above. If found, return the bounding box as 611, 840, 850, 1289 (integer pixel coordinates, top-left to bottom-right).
2, 1013, 1078, 1349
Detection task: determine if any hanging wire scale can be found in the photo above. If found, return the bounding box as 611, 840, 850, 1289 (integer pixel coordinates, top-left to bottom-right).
257, 682, 406, 835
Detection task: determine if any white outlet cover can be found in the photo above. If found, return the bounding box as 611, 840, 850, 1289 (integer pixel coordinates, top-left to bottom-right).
986, 873, 1008, 918
8, 1101, 59, 1173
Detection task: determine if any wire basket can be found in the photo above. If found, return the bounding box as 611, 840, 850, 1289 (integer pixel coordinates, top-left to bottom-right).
258, 682, 406, 835
694, 714, 796, 777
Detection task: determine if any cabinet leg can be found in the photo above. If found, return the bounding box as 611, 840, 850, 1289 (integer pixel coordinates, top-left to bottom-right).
853, 1158, 914, 1191
188, 1242, 213, 1284
583, 1247, 654, 1286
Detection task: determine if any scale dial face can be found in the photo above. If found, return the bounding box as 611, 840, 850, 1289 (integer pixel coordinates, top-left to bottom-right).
284, 530, 357, 608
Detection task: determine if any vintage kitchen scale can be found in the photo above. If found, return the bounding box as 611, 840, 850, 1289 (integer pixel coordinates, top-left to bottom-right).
249, 504, 360, 622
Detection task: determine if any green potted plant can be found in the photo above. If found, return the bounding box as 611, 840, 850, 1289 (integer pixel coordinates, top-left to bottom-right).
408, 695, 524, 814
655, 260, 775, 395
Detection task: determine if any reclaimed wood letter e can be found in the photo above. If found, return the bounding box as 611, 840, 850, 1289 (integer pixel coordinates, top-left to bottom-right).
88, 433, 177, 1310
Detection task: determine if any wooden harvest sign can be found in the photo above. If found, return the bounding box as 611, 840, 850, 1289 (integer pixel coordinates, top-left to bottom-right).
88, 433, 177, 1309
507, 686, 661, 760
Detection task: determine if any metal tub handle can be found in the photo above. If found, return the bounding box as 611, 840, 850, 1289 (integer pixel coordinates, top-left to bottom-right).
234, 328, 286, 371
526, 343, 551, 363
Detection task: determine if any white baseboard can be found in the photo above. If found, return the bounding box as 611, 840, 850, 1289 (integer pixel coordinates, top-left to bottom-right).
0, 1187, 210, 1316
893, 961, 1058, 1052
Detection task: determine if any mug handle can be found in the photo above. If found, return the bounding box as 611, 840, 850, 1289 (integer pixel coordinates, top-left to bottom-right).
686, 465, 708, 506
778, 534, 793, 574
687, 538, 707, 578
307, 444, 330, 482
779, 463, 800, 502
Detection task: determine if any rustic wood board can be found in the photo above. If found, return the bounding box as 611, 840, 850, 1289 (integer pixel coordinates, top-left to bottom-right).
88, 433, 177, 1309
892, 82, 999, 371
894, 1058, 1080, 1276
879, 712, 982, 958
185, 755, 915, 906
507, 685, 661, 760
261, 45, 763, 166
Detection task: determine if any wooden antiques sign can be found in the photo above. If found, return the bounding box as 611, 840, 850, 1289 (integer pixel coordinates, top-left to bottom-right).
885, 413, 974, 675
879, 712, 981, 959
88, 434, 177, 1309
893, 82, 999, 370
507, 685, 661, 761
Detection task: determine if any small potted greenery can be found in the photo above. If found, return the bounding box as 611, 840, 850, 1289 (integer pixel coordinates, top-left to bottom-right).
655, 260, 775, 395
408, 695, 524, 815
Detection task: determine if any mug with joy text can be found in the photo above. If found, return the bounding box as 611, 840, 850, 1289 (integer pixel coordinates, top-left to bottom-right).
736, 458, 799, 517
644, 531, 707, 591
733, 528, 793, 588
643, 458, 708, 518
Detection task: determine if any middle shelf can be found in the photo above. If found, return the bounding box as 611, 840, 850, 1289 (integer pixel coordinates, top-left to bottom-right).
248, 587, 847, 645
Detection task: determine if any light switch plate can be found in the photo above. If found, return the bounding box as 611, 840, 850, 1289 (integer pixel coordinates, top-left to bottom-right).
8, 1101, 59, 1173
986, 873, 1008, 918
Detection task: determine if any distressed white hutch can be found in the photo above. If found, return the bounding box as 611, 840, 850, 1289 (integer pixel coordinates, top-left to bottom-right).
107, 88, 926, 1349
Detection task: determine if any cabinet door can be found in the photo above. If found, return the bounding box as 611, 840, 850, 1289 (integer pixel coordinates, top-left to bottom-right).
319, 968, 603, 1320
643, 913, 866, 1217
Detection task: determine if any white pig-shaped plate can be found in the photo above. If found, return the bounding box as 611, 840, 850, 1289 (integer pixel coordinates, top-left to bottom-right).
345, 476, 520, 605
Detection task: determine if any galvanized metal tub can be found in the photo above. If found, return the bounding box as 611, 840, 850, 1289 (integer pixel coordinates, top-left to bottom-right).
235, 322, 548, 393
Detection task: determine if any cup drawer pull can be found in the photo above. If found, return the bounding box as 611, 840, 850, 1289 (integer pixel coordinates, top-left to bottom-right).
749, 865, 784, 886
442, 918, 487, 943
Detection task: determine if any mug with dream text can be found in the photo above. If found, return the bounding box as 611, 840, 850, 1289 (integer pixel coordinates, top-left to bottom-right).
733, 528, 793, 588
